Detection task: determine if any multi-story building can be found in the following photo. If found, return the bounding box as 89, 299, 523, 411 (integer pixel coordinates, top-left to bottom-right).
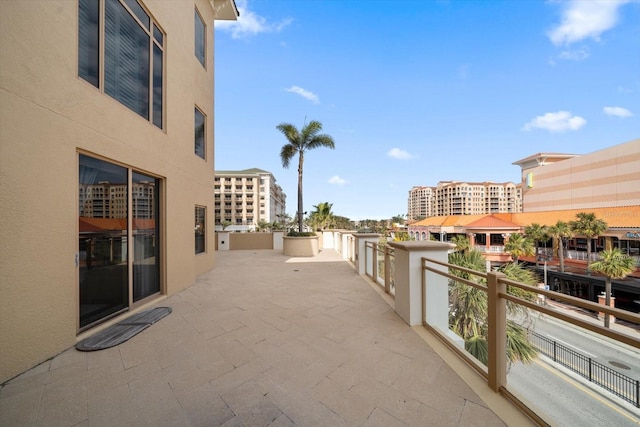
513, 138, 640, 212
408, 181, 522, 219
407, 186, 434, 220
214, 168, 286, 231
0, 0, 238, 382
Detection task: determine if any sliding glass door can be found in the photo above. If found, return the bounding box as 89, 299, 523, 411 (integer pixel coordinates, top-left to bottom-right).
79, 154, 161, 330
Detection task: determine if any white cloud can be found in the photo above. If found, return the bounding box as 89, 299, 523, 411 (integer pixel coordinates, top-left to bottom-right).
523, 111, 587, 132
557, 46, 590, 61
603, 106, 633, 118
387, 148, 414, 160
285, 86, 319, 104
328, 176, 347, 185
548, 0, 630, 46
215, 0, 292, 39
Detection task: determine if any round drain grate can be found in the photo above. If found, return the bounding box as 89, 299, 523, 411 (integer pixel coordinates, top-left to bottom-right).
609, 361, 631, 370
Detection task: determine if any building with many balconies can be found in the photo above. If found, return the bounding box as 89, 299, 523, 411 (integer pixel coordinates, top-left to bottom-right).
214, 168, 286, 231
407, 181, 522, 220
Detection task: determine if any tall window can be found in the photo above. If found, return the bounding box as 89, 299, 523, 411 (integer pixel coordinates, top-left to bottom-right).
195, 107, 205, 159
195, 206, 206, 254
79, 0, 164, 128
195, 8, 206, 66
79, 154, 162, 330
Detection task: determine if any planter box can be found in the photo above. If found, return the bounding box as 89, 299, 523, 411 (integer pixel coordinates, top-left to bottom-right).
283, 235, 320, 257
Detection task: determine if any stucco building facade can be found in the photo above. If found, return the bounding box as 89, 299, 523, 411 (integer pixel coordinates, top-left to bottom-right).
0, 0, 238, 382
513, 138, 640, 212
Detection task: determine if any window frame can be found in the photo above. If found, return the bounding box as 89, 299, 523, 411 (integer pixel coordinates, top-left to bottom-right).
194, 7, 206, 67
194, 106, 206, 159
78, 0, 165, 129
195, 205, 206, 254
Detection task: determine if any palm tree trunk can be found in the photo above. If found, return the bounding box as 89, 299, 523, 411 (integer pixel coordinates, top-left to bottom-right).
559, 239, 565, 273
297, 152, 304, 232
604, 277, 611, 328
586, 237, 592, 271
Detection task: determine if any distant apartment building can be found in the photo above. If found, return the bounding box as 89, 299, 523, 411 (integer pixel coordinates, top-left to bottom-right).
513, 138, 640, 212
215, 168, 286, 231
407, 186, 434, 220
407, 181, 522, 220
0, 0, 238, 382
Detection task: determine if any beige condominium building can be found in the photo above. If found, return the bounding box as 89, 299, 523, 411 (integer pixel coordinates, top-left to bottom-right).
0, 0, 238, 382
408, 181, 522, 220
214, 168, 287, 231
512, 138, 640, 212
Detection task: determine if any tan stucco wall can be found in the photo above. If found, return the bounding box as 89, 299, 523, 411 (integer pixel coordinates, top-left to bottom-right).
0, 0, 220, 382
521, 139, 640, 212
229, 233, 274, 250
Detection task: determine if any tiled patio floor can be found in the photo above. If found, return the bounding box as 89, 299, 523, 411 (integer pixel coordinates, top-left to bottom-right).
0, 249, 522, 426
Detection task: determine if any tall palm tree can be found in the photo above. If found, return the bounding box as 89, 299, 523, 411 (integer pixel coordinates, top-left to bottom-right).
503, 233, 534, 264
524, 223, 548, 266
277, 120, 335, 233
590, 248, 635, 328
548, 221, 573, 273
448, 249, 537, 365
569, 212, 608, 271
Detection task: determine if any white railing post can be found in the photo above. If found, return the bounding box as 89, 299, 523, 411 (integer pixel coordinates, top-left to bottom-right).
354, 233, 380, 275
388, 241, 454, 326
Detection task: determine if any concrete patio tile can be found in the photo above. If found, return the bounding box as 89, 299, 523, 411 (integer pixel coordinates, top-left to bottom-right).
458, 400, 507, 427
220, 380, 283, 426
49, 347, 87, 371
86, 345, 124, 372
361, 407, 406, 427
255, 371, 348, 427
126, 373, 190, 426
37, 379, 87, 426
209, 358, 272, 396
84, 359, 162, 395
349, 377, 428, 425
268, 413, 296, 427
312, 376, 376, 426
87, 383, 135, 427
0, 385, 42, 426
161, 358, 217, 396
176, 383, 235, 427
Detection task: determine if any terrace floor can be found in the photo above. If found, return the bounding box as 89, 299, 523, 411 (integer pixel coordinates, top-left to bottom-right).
0, 249, 533, 426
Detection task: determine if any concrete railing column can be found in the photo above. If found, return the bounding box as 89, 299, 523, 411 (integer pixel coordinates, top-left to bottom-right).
388, 241, 454, 326
341, 232, 354, 260
273, 231, 283, 250
217, 231, 230, 251
353, 233, 380, 275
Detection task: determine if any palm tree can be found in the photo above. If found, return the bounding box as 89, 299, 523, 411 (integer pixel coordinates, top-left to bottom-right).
548, 221, 573, 273
570, 212, 608, 271
450, 235, 470, 253
310, 202, 334, 230
524, 223, 548, 266
590, 248, 635, 328
503, 233, 534, 264
448, 249, 537, 365
277, 120, 335, 233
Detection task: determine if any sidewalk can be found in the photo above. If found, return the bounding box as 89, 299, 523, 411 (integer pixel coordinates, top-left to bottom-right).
0, 250, 515, 426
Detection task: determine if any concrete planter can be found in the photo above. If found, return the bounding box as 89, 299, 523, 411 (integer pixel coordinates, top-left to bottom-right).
282, 235, 320, 257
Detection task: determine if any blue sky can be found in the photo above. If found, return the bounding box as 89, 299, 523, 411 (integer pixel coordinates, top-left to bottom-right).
214, 0, 639, 220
